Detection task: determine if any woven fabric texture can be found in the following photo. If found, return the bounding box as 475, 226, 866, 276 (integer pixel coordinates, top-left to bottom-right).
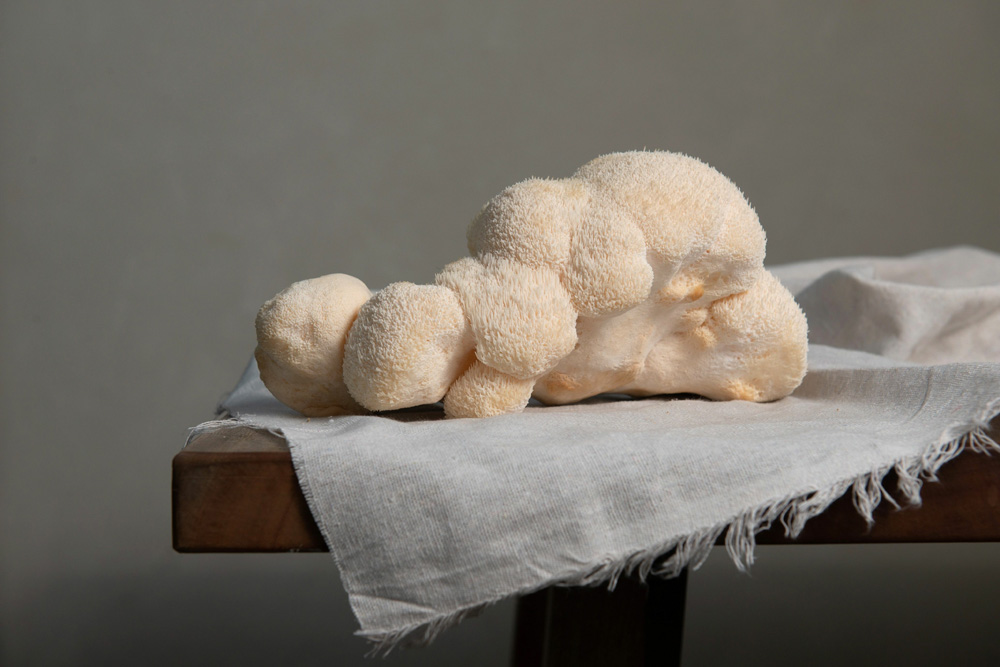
207, 246, 1000, 648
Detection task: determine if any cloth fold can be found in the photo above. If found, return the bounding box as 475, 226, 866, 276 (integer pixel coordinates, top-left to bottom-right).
202, 246, 1000, 650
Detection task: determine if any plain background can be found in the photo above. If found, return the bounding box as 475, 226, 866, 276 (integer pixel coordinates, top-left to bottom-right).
2, 2, 999, 665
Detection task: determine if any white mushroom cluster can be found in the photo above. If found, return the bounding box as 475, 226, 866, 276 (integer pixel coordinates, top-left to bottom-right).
255, 151, 808, 419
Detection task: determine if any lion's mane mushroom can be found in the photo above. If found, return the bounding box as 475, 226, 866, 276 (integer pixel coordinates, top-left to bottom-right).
255, 151, 808, 419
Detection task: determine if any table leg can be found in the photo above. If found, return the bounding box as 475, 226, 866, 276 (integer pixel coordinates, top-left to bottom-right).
512, 570, 688, 666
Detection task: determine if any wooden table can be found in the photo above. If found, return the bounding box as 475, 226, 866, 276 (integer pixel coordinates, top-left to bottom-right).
173, 419, 1000, 666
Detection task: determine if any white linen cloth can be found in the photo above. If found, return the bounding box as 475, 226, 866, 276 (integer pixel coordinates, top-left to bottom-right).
203, 246, 1000, 649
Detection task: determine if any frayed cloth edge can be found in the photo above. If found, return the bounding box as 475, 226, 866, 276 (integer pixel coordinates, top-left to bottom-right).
359, 397, 1000, 656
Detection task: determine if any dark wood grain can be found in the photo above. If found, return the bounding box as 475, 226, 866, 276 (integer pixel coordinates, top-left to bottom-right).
172, 426, 326, 552
173, 420, 1000, 552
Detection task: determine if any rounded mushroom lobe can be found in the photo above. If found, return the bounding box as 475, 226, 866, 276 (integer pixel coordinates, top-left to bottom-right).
575, 151, 764, 290
255, 273, 371, 416
467, 178, 588, 271
343, 282, 475, 411
436, 256, 578, 380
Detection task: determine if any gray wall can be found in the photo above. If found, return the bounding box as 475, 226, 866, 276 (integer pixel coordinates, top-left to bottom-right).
2, 2, 998, 665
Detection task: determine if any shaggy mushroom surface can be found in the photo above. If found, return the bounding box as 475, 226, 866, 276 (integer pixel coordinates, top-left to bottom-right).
255, 151, 808, 418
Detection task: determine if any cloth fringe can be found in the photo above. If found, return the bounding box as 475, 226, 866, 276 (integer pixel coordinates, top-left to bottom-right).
360, 398, 1000, 656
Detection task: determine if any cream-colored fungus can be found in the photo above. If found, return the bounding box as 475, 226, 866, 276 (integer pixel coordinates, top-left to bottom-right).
255, 151, 808, 418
